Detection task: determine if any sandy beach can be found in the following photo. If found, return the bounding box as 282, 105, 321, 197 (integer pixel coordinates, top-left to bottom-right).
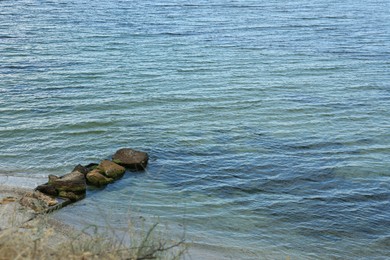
0, 185, 190, 260
0, 185, 84, 256
0, 185, 239, 260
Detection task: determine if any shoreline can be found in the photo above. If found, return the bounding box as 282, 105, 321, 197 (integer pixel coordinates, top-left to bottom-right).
0, 184, 189, 259
0, 184, 197, 259
0, 184, 80, 239
0, 185, 249, 260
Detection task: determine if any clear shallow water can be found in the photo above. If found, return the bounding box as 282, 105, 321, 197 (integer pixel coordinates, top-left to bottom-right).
1, 0, 390, 258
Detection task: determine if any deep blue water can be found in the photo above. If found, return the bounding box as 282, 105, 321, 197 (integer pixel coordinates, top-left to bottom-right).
1, 0, 390, 259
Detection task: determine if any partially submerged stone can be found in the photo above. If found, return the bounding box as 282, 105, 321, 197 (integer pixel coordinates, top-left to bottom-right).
73, 163, 99, 175
98, 160, 125, 179
85, 163, 99, 171
86, 169, 114, 186
39, 171, 87, 201
72, 164, 89, 176
112, 148, 149, 170
31, 148, 150, 210
48, 171, 87, 192
36, 184, 58, 196
58, 191, 85, 201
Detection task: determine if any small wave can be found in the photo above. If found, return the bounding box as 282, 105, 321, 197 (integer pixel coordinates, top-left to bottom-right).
62, 129, 107, 136
0, 35, 14, 39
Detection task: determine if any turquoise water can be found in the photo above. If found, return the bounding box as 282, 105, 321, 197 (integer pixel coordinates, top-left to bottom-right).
1, 0, 390, 258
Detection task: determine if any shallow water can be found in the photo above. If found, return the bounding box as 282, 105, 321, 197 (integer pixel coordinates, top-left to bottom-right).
1, 0, 390, 259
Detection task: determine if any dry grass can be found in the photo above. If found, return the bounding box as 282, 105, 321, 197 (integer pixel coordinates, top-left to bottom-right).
0, 210, 187, 260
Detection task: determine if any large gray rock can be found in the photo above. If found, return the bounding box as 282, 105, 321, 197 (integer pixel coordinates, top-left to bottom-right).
112, 148, 149, 170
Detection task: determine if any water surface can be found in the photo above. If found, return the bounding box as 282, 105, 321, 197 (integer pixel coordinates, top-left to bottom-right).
1, 0, 389, 259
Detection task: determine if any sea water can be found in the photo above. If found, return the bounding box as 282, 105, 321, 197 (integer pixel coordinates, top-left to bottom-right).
1, 0, 389, 259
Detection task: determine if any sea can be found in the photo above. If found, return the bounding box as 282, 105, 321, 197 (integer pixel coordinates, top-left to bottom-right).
1, 0, 389, 259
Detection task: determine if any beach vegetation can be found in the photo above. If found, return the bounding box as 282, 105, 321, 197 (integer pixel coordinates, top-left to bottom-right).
0, 210, 187, 260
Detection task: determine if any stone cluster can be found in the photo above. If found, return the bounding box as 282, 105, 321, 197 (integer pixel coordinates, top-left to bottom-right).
34, 148, 148, 205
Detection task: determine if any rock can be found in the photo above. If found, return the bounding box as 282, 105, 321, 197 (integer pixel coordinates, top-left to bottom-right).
34, 191, 58, 207
19, 191, 58, 213
112, 148, 149, 170
72, 164, 90, 176
71, 163, 98, 176
86, 169, 114, 186
36, 184, 58, 196
20, 196, 46, 213
58, 191, 86, 201
48, 171, 87, 192
45, 171, 87, 201
98, 160, 125, 179
49, 174, 59, 183
84, 163, 99, 172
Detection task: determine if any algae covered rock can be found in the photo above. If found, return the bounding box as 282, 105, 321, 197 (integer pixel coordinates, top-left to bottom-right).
112, 148, 149, 170
84, 160, 124, 186
98, 160, 125, 179
58, 191, 86, 201
86, 169, 114, 186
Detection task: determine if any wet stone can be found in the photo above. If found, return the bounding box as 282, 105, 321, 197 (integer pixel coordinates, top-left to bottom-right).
112, 148, 149, 170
